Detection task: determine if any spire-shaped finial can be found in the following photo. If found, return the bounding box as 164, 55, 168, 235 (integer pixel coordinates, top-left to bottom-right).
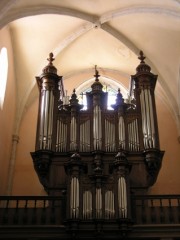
70, 88, 79, 107
91, 65, 103, 92
47, 52, 55, 65
71, 88, 77, 99
94, 65, 100, 81
138, 50, 146, 63
42, 52, 57, 74
136, 50, 151, 73
115, 87, 124, 105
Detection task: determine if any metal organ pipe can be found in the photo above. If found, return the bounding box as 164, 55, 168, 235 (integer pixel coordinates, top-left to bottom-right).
39, 89, 54, 150
93, 105, 102, 150
39, 92, 45, 149
99, 106, 102, 149
105, 119, 108, 152
128, 123, 132, 151
140, 88, 155, 149
128, 119, 140, 151
144, 89, 152, 147
43, 90, 49, 144
118, 116, 125, 149
64, 123, 67, 151
118, 177, 127, 218
70, 116, 77, 151
93, 106, 96, 149
70, 177, 79, 219
96, 188, 102, 218
105, 190, 114, 219
76, 177, 79, 217
131, 122, 134, 150
87, 120, 90, 151
148, 90, 155, 147
80, 120, 90, 152
135, 119, 140, 151
83, 192, 85, 218
48, 90, 54, 149
140, 91, 148, 148
105, 119, 115, 152
132, 121, 136, 151
83, 191, 92, 219
55, 119, 67, 152
55, 119, 59, 151
132, 122, 134, 150
70, 177, 73, 218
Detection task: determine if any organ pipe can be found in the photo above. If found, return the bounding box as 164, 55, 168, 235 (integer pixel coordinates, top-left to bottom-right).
105, 119, 115, 152
140, 88, 155, 149
105, 190, 115, 219
96, 188, 102, 218
148, 90, 156, 147
83, 191, 92, 219
128, 119, 140, 151
39, 90, 54, 150
118, 177, 127, 218
70, 116, 77, 151
80, 120, 90, 152
118, 116, 125, 149
56, 119, 67, 152
93, 105, 102, 150
70, 177, 79, 219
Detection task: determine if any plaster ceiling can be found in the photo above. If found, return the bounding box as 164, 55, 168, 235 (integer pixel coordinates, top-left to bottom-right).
0, 0, 180, 133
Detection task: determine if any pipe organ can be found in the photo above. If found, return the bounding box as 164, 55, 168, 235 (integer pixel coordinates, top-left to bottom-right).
31, 51, 164, 230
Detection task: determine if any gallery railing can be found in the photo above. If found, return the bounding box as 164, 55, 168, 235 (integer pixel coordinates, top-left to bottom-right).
0, 196, 66, 225
0, 195, 180, 225
131, 194, 180, 224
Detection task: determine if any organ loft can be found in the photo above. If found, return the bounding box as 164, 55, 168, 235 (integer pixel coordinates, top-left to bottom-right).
31, 51, 164, 234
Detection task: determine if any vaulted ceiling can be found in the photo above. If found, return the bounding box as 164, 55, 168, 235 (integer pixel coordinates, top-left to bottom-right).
0, 0, 180, 134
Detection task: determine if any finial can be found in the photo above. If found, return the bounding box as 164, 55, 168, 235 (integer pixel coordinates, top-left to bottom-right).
91, 65, 103, 91
94, 65, 100, 81
136, 50, 151, 73
115, 87, 124, 105
70, 88, 79, 106
138, 50, 146, 63
71, 88, 77, 98
47, 52, 55, 65
42, 52, 57, 74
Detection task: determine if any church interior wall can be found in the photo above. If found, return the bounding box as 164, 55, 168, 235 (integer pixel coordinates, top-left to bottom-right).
0, 27, 16, 195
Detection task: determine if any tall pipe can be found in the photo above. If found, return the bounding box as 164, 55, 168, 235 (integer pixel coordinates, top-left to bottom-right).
140, 90, 148, 148
94, 105, 102, 150
148, 89, 155, 147
119, 116, 125, 149
118, 177, 127, 218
